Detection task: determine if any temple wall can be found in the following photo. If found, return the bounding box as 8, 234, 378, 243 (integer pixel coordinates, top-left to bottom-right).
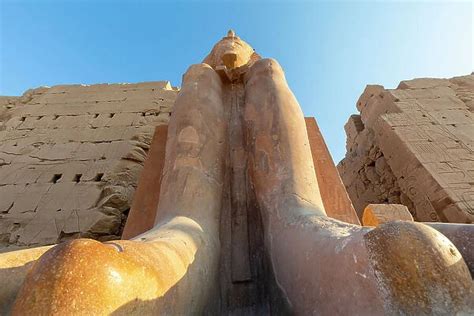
338, 74, 474, 223
0, 82, 177, 251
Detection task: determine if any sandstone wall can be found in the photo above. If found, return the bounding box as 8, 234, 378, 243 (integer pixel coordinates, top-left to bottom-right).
0, 82, 177, 251
338, 75, 474, 223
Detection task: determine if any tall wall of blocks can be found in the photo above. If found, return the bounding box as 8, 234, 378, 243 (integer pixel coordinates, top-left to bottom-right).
0, 82, 178, 251
338, 75, 474, 223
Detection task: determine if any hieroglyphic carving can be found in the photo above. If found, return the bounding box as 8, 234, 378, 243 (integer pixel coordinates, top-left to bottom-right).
339, 75, 474, 223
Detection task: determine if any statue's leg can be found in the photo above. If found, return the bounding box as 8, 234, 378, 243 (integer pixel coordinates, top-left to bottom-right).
12, 63, 227, 315
244, 58, 473, 315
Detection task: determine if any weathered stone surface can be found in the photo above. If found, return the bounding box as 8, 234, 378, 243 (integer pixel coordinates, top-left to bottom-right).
306, 117, 360, 225
425, 222, 474, 277
122, 126, 168, 239
0, 82, 178, 250
339, 75, 474, 223
362, 203, 414, 226
359, 204, 474, 278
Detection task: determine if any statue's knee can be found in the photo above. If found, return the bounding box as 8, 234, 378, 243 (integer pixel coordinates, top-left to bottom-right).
247, 58, 284, 81
254, 58, 283, 72
183, 63, 219, 85
365, 221, 472, 313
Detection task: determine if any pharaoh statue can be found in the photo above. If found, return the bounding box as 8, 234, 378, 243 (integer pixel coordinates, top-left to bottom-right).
5, 31, 474, 315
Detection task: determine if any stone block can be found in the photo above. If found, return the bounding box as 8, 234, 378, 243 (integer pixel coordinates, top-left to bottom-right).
61, 183, 102, 210
7, 184, 53, 215
340, 74, 474, 223
429, 109, 473, 125
397, 78, 452, 89
0, 185, 27, 214
356, 85, 385, 112
32, 143, 80, 161
360, 96, 399, 127
105, 113, 136, 127
4, 117, 25, 130
103, 141, 134, 160
45, 81, 172, 94
81, 160, 112, 182
416, 96, 467, 111
362, 204, 414, 226
77, 208, 121, 235
73, 142, 109, 161
391, 87, 457, 101
344, 114, 364, 144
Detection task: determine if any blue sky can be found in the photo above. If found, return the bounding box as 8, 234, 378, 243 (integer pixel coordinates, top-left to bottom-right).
1, 1, 472, 162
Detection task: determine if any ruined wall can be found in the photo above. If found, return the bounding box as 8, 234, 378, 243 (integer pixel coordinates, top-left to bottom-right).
338, 74, 474, 223
0, 82, 177, 251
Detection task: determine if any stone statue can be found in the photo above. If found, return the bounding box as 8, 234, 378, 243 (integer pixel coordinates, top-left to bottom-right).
6, 31, 474, 315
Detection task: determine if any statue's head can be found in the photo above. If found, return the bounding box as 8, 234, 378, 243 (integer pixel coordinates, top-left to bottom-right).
203, 30, 260, 70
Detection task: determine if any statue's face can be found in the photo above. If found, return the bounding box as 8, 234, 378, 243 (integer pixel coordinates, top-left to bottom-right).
205, 36, 255, 70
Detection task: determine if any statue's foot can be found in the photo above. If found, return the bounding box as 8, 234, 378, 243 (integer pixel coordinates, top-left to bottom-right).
12, 217, 219, 315
265, 212, 473, 315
